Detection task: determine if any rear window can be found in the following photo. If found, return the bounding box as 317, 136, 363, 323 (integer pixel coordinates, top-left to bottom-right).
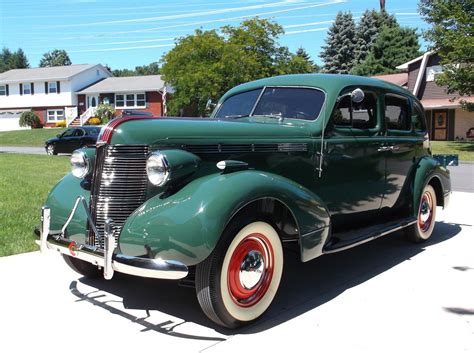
385, 94, 411, 130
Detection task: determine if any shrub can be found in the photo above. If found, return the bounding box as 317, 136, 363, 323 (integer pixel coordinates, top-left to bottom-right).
88, 117, 101, 125
19, 111, 41, 128
95, 103, 115, 124
55, 120, 66, 127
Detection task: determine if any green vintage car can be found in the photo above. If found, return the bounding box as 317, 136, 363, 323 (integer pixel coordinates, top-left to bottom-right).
38, 74, 451, 328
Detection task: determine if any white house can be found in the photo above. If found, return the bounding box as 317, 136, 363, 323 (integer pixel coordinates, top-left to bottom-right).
0, 64, 111, 131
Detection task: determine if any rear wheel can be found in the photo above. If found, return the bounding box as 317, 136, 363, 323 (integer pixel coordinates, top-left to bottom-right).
406, 184, 437, 243
46, 144, 57, 155
62, 254, 102, 279
196, 218, 283, 328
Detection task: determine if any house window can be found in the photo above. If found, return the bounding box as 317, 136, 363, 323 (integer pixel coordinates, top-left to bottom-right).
0, 85, 6, 96
47, 109, 65, 122
48, 82, 57, 93
426, 65, 443, 82
23, 83, 32, 95
115, 93, 146, 109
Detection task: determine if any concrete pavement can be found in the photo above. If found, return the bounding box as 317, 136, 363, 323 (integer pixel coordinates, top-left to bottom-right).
0, 192, 473, 352
0, 146, 46, 154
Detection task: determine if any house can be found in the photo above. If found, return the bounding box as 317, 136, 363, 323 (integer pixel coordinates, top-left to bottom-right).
376, 52, 474, 141
0, 64, 111, 130
74, 75, 168, 126
0, 65, 170, 131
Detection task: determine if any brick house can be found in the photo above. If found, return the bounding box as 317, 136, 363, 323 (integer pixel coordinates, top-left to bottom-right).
376, 52, 474, 141
74, 75, 168, 126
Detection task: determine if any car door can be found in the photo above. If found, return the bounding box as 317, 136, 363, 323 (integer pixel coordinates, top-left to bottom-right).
380, 93, 422, 213
71, 128, 85, 151
317, 88, 385, 230
55, 128, 75, 153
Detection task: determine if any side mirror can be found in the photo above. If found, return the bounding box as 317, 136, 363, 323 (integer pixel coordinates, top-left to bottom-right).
205, 98, 216, 112
351, 88, 364, 104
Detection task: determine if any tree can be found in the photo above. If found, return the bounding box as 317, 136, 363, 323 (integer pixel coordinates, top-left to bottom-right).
19, 111, 41, 128
419, 0, 474, 96
0, 48, 30, 72
161, 18, 311, 116
320, 11, 357, 74
352, 25, 420, 76
39, 49, 72, 67
112, 62, 161, 77
354, 10, 380, 65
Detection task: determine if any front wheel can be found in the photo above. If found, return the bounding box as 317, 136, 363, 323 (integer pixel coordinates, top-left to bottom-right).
405, 184, 437, 243
196, 219, 283, 328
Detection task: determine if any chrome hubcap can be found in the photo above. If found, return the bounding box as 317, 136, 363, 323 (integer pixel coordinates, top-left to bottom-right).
418, 191, 433, 232
47, 145, 53, 154
239, 250, 265, 290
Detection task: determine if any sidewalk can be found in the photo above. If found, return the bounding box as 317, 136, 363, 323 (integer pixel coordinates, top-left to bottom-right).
0, 146, 45, 154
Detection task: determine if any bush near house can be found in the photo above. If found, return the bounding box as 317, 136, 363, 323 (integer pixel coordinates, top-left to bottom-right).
95, 103, 115, 124
55, 120, 66, 127
87, 117, 101, 125
19, 111, 41, 128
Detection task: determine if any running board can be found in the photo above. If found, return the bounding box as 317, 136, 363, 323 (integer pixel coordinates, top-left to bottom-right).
323, 217, 417, 254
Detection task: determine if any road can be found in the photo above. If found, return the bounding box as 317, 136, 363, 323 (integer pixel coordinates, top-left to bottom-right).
0, 191, 472, 353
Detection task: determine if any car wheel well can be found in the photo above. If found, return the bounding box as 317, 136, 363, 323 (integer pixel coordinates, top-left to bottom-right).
428, 176, 444, 208
228, 198, 299, 244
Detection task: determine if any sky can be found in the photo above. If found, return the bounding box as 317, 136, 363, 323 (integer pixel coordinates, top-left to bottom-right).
0, 0, 430, 70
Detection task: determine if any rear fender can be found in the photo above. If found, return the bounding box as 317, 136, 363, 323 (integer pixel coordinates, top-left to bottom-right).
119, 170, 330, 266
413, 156, 451, 214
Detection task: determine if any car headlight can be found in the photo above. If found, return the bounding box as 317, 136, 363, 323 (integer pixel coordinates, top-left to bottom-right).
146, 152, 170, 186
70, 150, 90, 178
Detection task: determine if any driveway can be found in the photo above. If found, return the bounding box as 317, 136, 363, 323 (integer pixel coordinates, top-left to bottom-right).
0, 192, 472, 352
0, 146, 45, 154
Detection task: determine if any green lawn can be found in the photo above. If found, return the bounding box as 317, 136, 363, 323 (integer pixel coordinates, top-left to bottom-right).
431, 141, 474, 161
0, 154, 70, 257
0, 128, 66, 147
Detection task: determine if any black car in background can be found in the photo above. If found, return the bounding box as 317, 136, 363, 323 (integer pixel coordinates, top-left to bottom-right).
45, 126, 101, 155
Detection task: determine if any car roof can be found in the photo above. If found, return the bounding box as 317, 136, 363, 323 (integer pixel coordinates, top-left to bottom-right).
220, 73, 416, 103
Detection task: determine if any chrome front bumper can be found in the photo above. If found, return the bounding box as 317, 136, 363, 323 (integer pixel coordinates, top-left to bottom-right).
36, 203, 188, 281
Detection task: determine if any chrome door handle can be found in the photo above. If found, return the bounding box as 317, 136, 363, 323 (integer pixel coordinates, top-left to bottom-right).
377, 146, 390, 152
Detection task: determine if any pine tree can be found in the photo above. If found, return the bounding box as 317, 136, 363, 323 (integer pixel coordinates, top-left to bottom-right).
320, 11, 356, 74
354, 10, 379, 65
10, 49, 29, 69
352, 25, 420, 76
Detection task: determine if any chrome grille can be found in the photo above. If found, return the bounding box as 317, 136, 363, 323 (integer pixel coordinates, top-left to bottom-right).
88, 144, 149, 248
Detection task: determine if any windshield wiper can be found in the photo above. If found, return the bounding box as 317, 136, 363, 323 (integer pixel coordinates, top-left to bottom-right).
251, 113, 284, 121
223, 114, 249, 119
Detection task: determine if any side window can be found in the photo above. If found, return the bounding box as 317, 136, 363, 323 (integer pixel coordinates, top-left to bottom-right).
413, 101, 427, 132
332, 90, 377, 129
385, 94, 410, 131
74, 129, 85, 137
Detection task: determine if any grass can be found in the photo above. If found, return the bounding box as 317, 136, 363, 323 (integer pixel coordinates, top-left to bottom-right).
431, 141, 474, 161
0, 154, 70, 257
0, 128, 66, 147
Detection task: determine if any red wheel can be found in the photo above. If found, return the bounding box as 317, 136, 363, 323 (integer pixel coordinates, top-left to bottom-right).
196, 220, 283, 328
406, 184, 437, 243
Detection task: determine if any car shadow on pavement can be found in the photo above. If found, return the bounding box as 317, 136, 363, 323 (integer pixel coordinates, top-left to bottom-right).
74, 221, 462, 337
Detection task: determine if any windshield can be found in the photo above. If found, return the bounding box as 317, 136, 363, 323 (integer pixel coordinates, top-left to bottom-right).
214, 87, 325, 121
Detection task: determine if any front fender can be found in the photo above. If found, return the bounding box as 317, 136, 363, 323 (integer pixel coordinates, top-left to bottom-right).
119, 170, 330, 266
413, 156, 451, 214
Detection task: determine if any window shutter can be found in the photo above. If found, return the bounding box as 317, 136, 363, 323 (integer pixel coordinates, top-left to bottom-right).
31, 83, 34, 95
57, 81, 60, 94
45, 82, 48, 94
6, 84, 9, 96
20, 83, 23, 95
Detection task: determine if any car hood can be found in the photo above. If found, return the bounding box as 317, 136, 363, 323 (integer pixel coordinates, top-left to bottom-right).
109, 117, 312, 146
